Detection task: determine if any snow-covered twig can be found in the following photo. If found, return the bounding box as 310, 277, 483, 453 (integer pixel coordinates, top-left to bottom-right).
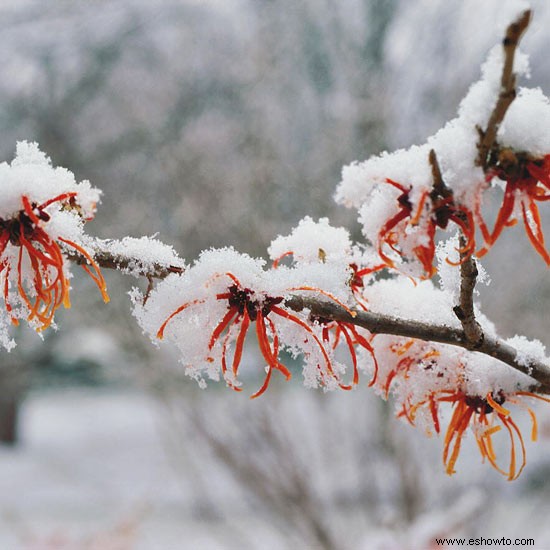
64, 235, 550, 393
65, 245, 184, 280
477, 9, 531, 169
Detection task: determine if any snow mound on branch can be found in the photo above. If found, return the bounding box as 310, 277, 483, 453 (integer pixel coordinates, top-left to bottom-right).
507, 334, 547, 370
0, 141, 100, 220
268, 217, 352, 266
498, 87, 550, 155
362, 277, 498, 343
97, 236, 186, 277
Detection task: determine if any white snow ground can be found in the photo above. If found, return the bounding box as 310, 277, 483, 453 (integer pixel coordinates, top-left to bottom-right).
2, 388, 550, 550
0, 389, 279, 550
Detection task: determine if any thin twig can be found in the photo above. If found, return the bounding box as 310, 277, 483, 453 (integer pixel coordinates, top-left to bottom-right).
64, 247, 184, 279
453, 239, 484, 349
429, 149, 484, 348
144, 275, 155, 304
476, 10, 531, 170
428, 149, 452, 201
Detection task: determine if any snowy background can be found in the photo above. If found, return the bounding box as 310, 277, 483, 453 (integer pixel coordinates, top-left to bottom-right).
2, 0, 550, 548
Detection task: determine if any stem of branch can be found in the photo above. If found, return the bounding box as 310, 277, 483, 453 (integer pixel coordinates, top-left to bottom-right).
428, 149, 452, 201
429, 149, 484, 349
64, 247, 184, 280
476, 9, 531, 170
285, 295, 550, 394
454, 238, 484, 349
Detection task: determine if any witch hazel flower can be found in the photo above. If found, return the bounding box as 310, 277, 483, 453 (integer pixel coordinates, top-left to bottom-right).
471, 88, 550, 263
268, 218, 379, 381
0, 142, 108, 340
133, 247, 363, 396
273, 264, 379, 389
265, 266, 362, 392
342, 144, 478, 279
479, 151, 550, 263
407, 352, 549, 481
359, 276, 550, 479
335, 45, 533, 277
372, 325, 550, 480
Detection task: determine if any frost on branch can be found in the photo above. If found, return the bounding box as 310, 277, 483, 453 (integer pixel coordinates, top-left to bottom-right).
91, 235, 186, 278
0, 142, 108, 347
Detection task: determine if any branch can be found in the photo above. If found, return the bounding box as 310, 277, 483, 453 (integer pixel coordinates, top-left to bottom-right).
453, 240, 484, 349
64, 247, 184, 280
65, 239, 550, 394
476, 9, 531, 170
285, 295, 550, 393
428, 148, 452, 201
429, 149, 484, 349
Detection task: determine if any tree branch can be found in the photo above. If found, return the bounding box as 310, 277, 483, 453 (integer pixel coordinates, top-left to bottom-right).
64, 247, 184, 280
453, 239, 484, 349
428, 148, 452, 201
429, 149, 484, 349
64, 238, 550, 394
476, 9, 531, 170
285, 295, 550, 394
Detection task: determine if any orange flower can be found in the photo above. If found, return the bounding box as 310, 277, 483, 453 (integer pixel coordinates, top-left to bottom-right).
478, 152, 550, 263
377, 179, 475, 277
408, 389, 550, 480
315, 315, 378, 387
0, 194, 109, 330
157, 271, 361, 397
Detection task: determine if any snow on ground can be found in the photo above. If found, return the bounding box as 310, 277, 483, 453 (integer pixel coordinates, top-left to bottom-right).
2, 387, 550, 549
0, 389, 283, 550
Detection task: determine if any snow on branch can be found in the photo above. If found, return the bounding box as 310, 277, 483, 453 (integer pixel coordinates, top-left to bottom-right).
64, 236, 185, 280
63, 232, 550, 394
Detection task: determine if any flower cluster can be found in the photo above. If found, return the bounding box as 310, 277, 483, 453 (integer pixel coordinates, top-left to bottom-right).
0, 142, 108, 347
336, 41, 550, 275
374, 333, 549, 480
133, 246, 376, 397
478, 149, 550, 263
